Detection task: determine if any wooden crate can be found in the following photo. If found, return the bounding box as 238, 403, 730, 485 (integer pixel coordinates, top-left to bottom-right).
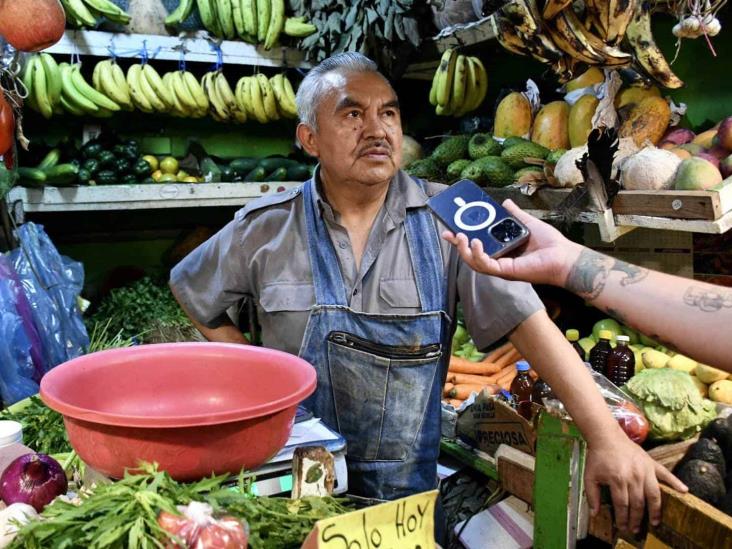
489, 184, 732, 221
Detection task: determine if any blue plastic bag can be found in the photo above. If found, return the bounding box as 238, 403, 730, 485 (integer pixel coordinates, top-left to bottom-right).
9, 223, 89, 376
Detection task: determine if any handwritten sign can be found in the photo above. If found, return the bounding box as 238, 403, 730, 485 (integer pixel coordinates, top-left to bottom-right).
301, 490, 438, 549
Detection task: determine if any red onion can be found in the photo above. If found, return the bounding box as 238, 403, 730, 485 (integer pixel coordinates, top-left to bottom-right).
0, 453, 67, 512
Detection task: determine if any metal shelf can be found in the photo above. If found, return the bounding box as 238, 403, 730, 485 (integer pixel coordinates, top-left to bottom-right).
44, 30, 308, 68
6, 182, 301, 213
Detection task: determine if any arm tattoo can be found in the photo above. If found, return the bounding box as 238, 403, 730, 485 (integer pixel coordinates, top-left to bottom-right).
565, 249, 649, 301
683, 286, 732, 312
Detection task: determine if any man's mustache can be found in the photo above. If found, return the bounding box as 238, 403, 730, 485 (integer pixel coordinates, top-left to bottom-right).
358, 141, 393, 156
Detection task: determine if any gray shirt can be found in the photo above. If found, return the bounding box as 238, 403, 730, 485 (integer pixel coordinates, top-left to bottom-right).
170, 170, 544, 356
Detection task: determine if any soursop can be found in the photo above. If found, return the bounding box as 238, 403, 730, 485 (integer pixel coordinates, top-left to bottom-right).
501, 136, 531, 149
447, 159, 471, 180
431, 135, 470, 167
468, 133, 502, 159
461, 156, 515, 187
406, 157, 441, 180
546, 149, 567, 164
501, 142, 551, 169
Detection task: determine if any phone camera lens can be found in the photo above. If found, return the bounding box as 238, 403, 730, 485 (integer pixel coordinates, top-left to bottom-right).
490, 219, 523, 243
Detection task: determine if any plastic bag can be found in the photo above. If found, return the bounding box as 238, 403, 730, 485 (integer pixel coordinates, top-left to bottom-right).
158, 502, 249, 549
9, 222, 88, 374
544, 366, 650, 444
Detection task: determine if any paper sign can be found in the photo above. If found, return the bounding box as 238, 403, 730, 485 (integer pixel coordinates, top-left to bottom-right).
456, 396, 536, 456
301, 490, 438, 549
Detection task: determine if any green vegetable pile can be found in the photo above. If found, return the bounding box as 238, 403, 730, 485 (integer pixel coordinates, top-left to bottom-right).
288, 0, 431, 76
624, 368, 718, 442
88, 277, 192, 342
451, 322, 484, 362
11, 465, 351, 549
0, 396, 71, 455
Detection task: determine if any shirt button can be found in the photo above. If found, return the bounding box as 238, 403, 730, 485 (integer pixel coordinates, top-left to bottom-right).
338, 241, 348, 249
353, 288, 359, 295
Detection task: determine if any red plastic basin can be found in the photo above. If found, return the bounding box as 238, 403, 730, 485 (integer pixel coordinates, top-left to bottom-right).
40, 343, 317, 481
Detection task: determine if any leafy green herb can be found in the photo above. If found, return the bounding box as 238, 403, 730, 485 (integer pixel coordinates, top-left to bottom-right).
0, 396, 71, 455
87, 318, 136, 353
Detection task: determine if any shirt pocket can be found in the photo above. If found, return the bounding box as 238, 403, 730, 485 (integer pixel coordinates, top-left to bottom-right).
259, 281, 315, 312
379, 278, 421, 311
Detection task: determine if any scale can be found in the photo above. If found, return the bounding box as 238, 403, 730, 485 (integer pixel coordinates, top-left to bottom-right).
247, 408, 348, 497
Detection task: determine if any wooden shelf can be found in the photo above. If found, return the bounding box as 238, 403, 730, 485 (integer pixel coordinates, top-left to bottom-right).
6, 182, 301, 213
432, 15, 497, 52
44, 30, 308, 68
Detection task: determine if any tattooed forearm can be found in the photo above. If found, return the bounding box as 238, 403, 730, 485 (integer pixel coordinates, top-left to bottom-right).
683, 286, 732, 312
565, 249, 650, 301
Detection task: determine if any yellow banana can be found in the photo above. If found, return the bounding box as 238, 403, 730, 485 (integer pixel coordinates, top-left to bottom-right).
163, 72, 189, 116
256, 73, 279, 120
135, 64, 167, 112
126, 64, 154, 113
625, 5, 683, 88
269, 73, 296, 118
282, 75, 298, 117
97, 60, 132, 110
215, 71, 238, 112
142, 64, 176, 110
248, 76, 269, 123
436, 48, 457, 107
181, 70, 210, 112
202, 72, 230, 120
448, 54, 467, 115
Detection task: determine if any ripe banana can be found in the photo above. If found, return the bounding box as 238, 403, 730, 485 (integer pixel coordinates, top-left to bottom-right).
448, 55, 467, 114
104, 60, 134, 111
284, 16, 317, 37
215, 71, 238, 113
217, 0, 236, 39
137, 65, 168, 112
202, 72, 230, 120
242, 0, 257, 38
181, 70, 210, 113
165, 0, 195, 26
235, 76, 252, 117
500, 0, 539, 36
163, 72, 189, 116
625, 6, 683, 89
247, 76, 269, 123
435, 48, 457, 108
170, 71, 199, 112
39, 54, 62, 108
127, 64, 154, 113
544, 8, 605, 64
142, 64, 176, 110
586, 0, 638, 45
59, 62, 99, 114
542, 0, 573, 20
466, 56, 488, 112
282, 74, 298, 118
256, 73, 279, 120
565, 9, 632, 66
270, 73, 297, 118
33, 58, 53, 119
256, 0, 271, 43
264, 0, 285, 49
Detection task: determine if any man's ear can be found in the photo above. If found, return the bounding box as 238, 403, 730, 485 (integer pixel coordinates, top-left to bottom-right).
296, 124, 319, 159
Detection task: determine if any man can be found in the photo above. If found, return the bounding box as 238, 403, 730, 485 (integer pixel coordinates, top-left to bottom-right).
444, 199, 732, 372
170, 53, 684, 534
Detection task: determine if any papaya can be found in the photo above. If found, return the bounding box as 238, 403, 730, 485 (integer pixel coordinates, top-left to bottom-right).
531, 101, 570, 150
619, 96, 672, 146
615, 85, 661, 110
569, 95, 599, 148
566, 67, 604, 93
494, 92, 532, 138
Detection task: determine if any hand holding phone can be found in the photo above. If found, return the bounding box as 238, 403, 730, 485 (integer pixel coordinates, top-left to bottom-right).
427, 180, 530, 258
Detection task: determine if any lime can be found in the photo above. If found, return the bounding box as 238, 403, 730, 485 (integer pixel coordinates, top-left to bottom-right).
160, 157, 179, 175
142, 155, 159, 171
151, 170, 163, 182
182, 176, 199, 183
176, 170, 189, 181
158, 173, 178, 183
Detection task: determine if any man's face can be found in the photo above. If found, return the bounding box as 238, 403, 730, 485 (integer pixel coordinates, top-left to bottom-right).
298, 70, 403, 187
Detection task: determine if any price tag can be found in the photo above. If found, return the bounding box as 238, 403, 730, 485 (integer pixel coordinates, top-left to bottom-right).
301, 490, 437, 549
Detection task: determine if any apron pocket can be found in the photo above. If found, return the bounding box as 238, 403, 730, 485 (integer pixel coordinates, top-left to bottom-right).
327, 332, 441, 462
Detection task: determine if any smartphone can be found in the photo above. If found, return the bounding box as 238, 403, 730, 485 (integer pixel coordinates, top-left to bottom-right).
426, 179, 530, 258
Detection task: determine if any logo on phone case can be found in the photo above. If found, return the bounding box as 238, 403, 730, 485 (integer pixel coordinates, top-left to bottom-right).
452, 197, 497, 232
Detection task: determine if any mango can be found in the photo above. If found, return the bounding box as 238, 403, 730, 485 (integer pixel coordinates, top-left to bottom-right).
494, 92, 532, 138
717, 116, 732, 150
619, 96, 671, 146
566, 67, 604, 93
709, 379, 732, 404
674, 157, 723, 190
615, 85, 661, 110
689, 375, 708, 398
568, 95, 599, 148
667, 354, 697, 374
531, 101, 570, 150
671, 147, 692, 160
692, 129, 717, 149
679, 143, 704, 155
696, 363, 729, 384
641, 349, 671, 369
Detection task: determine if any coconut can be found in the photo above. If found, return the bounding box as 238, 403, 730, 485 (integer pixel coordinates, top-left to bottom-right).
400, 135, 423, 168
621, 147, 682, 190
554, 138, 639, 188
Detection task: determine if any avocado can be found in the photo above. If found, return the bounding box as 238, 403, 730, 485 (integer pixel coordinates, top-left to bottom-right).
446, 159, 471, 181
679, 439, 726, 479
468, 133, 501, 159
501, 142, 551, 169
675, 459, 726, 505
406, 157, 441, 181
502, 136, 530, 149
430, 135, 470, 167
700, 416, 732, 461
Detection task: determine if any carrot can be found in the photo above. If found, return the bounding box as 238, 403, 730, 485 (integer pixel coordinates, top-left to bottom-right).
496, 364, 517, 385
495, 348, 521, 369
447, 372, 501, 386
443, 382, 455, 396
448, 359, 501, 375
499, 371, 517, 392
481, 341, 514, 363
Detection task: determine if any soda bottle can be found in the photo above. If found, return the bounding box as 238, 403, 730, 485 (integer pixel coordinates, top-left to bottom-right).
566, 329, 585, 360
589, 330, 613, 374
531, 377, 553, 406
511, 360, 535, 419
606, 334, 635, 386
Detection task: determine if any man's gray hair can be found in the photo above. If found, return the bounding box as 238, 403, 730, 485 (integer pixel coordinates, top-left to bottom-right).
295, 52, 380, 129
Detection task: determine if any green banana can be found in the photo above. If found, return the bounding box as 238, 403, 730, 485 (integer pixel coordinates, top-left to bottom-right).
197, 0, 222, 36
232, 0, 246, 37
69, 64, 120, 111
33, 57, 53, 118
165, 0, 195, 26
241, 0, 257, 37
264, 0, 284, 49
39, 54, 62, 107
21, 56, 38, 111
217, 0, 236, 39
256, 0, 270, 43
59, 94, 86, 116
61, 0, 97, 27
59, 63, 99, 114
82, 0, 131, 23
283, 16, 316, 37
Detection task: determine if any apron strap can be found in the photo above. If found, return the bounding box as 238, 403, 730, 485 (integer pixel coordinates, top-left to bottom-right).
302, 179, 349, 306
405, 177, 447, 313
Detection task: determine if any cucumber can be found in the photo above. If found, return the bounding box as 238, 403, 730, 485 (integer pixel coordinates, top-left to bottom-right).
285, 164, 311, 181
229, 158, 259, 175
220, 164, 235, 181
200, 157, 222, 183
43, 163, 79, 187
18, 167, 47, 188
36, 149, 61, 171
267, 167, 288, 181
244, 166, 266, 182
257, 157, 299, 172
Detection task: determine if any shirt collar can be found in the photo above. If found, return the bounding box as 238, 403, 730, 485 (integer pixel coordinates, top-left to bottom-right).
311, 166, 429, 227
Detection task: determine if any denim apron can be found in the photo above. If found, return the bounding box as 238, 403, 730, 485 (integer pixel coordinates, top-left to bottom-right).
298, 177, 450, 500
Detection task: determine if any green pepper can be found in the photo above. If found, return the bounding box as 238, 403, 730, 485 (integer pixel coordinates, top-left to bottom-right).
121, 174, 138, 185
81, 142, 103, 159
113, 158, 131, 175
94, 170, 117, 185
97, 150, 115, 168
78, 168, 92, 184
132, 159, 152, 178
82, 158, 100, 174
112, 144, 127, 157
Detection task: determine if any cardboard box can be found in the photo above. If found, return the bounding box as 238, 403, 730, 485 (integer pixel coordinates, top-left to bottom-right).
455, 496, 534, 549
456, 394, 536, 456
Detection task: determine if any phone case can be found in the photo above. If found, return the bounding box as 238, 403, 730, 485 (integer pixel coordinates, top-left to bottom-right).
426, 179, 530, 258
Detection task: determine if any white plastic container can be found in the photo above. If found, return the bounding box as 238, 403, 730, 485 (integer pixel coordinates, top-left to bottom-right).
0, 421, 23, 448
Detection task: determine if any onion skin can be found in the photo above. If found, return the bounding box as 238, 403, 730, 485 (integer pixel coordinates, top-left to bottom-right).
0, 453, 67, 512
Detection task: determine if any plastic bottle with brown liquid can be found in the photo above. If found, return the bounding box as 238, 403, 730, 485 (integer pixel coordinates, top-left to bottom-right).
511, 360, 535, 419
589, 330, 613, 374
606, 334, 635, 386
565, 329, 585, 360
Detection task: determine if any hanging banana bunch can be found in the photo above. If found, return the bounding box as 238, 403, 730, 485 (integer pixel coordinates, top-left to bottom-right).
234, 73, 297, 123
429, 49, 488, 117
60, 0, 130, 28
